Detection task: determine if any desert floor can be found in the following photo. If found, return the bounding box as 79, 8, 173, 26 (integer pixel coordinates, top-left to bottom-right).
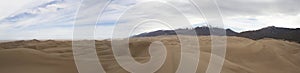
0, 36, 299, 73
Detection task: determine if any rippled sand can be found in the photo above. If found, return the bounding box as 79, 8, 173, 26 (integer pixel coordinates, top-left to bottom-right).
0, 36, 299, 73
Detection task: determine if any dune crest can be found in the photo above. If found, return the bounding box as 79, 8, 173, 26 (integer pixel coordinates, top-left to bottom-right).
0, 36, 299, 73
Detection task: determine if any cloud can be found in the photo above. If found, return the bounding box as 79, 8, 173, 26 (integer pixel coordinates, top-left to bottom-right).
0, 0, 81, 40
0, 0, 299, 40
216, 0, 300, 32
218, 0, 300, 16
0, 0, 37, 19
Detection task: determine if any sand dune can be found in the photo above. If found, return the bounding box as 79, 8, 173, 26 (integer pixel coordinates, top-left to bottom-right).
0, 36, 299, 73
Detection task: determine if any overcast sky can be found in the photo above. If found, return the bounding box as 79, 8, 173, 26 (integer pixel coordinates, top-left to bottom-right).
0, 0, 299, 40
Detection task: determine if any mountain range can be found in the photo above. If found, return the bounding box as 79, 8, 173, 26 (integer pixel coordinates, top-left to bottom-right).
133, 26, 300, 43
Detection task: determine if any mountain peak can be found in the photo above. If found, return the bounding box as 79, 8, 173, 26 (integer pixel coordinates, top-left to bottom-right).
134, 26, 300, 43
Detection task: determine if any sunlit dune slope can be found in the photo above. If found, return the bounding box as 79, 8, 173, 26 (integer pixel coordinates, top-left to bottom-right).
0, 36, 299, 73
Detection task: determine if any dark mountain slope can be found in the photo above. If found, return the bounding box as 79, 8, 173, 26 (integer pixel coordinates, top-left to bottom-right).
134, 27, 238, 37
133, 26, 300, 43
237, 26, 300, 43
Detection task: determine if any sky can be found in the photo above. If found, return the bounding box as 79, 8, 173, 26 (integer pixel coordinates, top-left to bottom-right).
0, 0, 299, 40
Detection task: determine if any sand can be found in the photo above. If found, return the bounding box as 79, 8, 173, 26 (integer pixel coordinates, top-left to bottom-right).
0, 36, 299, 73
